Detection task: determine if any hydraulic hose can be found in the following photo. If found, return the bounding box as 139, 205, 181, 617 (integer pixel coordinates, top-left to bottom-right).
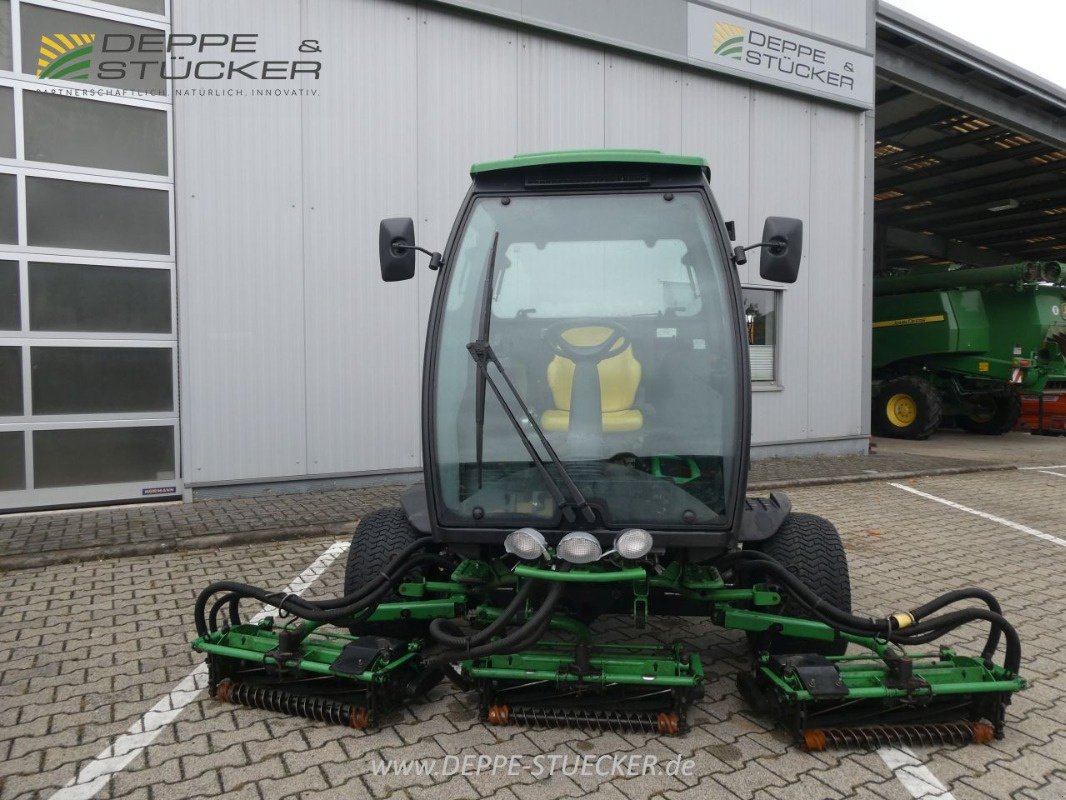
425, 576, 567, 669
726, 550, 1021, 674
429, 579, 538, 650
195, 537, 436, 636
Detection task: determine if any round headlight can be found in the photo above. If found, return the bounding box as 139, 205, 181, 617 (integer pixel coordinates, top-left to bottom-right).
614, 528, 654, 560
556, 531, 603, 564
504, 527, 547, 560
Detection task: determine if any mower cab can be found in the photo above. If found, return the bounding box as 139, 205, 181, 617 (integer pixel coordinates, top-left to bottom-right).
192, 151, 1024, 747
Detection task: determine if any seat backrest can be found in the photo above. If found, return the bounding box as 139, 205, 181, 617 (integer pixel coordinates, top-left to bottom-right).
546, 326, 642, 412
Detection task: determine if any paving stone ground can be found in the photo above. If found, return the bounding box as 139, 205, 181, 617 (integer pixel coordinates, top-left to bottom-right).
1, 467, 1064, 799
0, 448, 1004, 570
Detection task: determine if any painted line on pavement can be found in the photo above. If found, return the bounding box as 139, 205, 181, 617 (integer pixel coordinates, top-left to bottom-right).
1036, 470, 1066, 478
891, 483, 1066, 549
1019, 464, 1066, 470
49, 540, 351, 800
880, 746, 957, 800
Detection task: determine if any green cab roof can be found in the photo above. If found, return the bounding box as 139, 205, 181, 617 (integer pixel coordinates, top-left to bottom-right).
470, 149, 707, 175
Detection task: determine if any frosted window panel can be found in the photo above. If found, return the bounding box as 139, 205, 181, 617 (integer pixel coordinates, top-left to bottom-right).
31, 346, 173, 414
101, 0, 164, 14
24, 93, 168, 175
0, 86, 13, 158
31, 262, 171, 333
0, 260, 18, 330
34, 426, 175, 488
20, 5, 166, 94
26, 178, 170, 254
0, 346, 22, 415
0, 174, 15, 244
0, 431, 24, 491
0, 1, 11, 71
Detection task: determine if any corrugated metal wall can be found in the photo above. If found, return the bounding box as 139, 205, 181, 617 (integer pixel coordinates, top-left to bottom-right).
175, 0, 871, 486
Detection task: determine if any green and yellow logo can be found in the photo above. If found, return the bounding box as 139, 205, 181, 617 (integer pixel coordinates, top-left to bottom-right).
36, 33, 97, 81
713, 21, 745, 60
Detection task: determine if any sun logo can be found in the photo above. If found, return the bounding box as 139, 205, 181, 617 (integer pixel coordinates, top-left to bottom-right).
36, 33, 97, 81
713, 21, 745, 60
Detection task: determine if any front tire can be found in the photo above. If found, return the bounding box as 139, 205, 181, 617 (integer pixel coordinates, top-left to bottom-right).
343, 507, 432, 637
744, 513, 852, 657
872, 376, 942, 440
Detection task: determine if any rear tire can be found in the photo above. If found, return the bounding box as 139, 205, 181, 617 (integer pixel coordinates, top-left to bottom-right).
343, 507, 433, 637
958, 393, 1021, 435
872, 376, 942, 440
744, 513, 851, 657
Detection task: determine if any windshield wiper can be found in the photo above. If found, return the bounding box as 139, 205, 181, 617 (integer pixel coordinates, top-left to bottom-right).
468, 232, 595, 525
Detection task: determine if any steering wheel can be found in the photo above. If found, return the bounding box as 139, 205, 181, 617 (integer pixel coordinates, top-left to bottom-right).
543, 319, 630, 365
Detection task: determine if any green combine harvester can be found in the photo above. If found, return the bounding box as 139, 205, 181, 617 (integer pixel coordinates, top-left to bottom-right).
192, 151, 1024, 749
872, 261, 1066, 439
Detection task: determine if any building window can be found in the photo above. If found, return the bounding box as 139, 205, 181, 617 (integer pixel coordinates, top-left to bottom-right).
30, 262, 171, 333
0, 0, 11, 71
26, 177, 171, 254
0, 86, 14, 158
19, 4, 166, 94
23, 93, 169, 175
0, 173, 16, 244
743, 287, 778, 383
0, 260, 18, 330
33, 426, 175, 488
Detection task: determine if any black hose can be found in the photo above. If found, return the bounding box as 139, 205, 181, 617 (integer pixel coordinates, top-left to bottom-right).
195, 543, 437, 636
208, 592, 242, 632
428, 580, 538, 649
907, 588, 1003, 661
726, 549, 1021, 674
425, 578, 567, 669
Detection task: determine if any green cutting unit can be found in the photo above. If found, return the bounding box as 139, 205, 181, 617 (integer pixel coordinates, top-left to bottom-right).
193, 151, 1025, 749
872, 261, 1066, 439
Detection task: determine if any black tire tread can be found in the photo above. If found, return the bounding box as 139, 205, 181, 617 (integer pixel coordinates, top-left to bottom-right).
958, 393, 1022, 436
343, 507, 423, 636
747, 512, 852, 656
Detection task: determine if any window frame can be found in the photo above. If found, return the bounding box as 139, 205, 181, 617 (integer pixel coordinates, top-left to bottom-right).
742, 285, 783, 389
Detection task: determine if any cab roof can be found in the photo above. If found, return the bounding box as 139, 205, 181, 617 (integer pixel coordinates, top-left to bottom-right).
470, 149, 708, 176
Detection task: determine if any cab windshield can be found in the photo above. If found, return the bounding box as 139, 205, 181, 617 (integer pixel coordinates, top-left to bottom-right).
434, 191, 739, 528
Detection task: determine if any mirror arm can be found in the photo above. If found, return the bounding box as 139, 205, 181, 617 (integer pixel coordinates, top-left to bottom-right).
393, 243, 443, 270
732, 241, 777, 266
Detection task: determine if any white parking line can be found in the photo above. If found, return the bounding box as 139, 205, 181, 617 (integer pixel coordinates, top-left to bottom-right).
1019, 464, 1066, 470
49, 541, 351, 800
891, 482, 1066, 548
1037, 470, 1066, 478
880, 746, 957, 800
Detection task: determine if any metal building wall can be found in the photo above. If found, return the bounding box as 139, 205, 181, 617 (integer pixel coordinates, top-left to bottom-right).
175, 0, 872, 487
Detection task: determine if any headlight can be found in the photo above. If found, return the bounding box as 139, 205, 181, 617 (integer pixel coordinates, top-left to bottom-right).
556, 531, 602, 564
504, 527, 547, 560
613, 528, 654, 560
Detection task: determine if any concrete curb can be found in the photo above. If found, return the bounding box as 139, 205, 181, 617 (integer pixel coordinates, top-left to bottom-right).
0, 521, 358, 572
748, 462, 1016, 491
0, 462, 1015, 571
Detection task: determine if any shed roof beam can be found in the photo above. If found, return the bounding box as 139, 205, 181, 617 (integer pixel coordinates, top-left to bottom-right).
876, 45, 1066, 149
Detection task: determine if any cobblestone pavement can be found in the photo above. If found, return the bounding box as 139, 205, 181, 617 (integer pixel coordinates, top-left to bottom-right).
1, 467, 1065, 800
0, 450, 1006, 570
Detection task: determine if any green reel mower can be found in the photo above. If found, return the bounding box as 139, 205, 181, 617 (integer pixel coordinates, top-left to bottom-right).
192, 150, 1025, 749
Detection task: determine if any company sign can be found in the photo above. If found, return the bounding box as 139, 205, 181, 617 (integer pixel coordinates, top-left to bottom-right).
688, 3, 873, 108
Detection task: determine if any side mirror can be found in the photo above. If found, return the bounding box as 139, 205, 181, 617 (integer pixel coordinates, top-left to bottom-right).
379, 217, 417, 282
759, 217, 803, 284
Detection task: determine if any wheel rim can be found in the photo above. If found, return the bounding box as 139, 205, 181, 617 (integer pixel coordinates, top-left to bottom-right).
886, 393, 918, 427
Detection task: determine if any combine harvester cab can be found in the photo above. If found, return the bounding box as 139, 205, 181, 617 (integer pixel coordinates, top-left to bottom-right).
872, 261, 1066, 439
192, 151, 1026, 749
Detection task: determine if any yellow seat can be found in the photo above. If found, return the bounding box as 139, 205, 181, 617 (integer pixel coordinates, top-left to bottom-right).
540, 326, 643, 433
